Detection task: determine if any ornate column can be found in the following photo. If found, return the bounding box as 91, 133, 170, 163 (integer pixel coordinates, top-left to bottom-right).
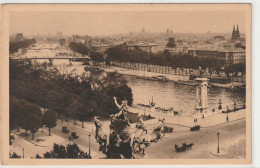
195, 77, 209, 113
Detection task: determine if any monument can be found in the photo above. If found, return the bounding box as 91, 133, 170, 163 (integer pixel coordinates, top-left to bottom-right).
195, 77, 209, 114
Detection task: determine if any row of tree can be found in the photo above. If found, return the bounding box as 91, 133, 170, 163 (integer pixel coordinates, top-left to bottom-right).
9, 38, 36, 54
10, 96, 57, 140
36, 143, 91, 159
104, 44, 227, 71
10, 59, 133, 133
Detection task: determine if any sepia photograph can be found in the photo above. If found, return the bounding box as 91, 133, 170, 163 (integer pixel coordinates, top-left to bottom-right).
0, 4, 251, 165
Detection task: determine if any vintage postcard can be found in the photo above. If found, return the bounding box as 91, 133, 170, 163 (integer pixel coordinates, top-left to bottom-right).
0, 4, 251, 165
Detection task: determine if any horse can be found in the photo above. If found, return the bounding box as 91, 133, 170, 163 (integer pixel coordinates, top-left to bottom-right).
131, 129, 151, 159
185, 143, 194, 149
105, 131, 123, 158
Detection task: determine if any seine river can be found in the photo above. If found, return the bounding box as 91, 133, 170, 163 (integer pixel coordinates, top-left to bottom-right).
25, 48, 246, 115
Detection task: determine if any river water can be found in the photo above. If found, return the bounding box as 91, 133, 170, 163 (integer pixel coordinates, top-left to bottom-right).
24, 47, 246, 115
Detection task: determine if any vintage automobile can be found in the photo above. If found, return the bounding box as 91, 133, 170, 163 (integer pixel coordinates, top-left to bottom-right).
69, 132, 79, 141
62, 126, 69, 133
190, 125, 200, 131
164, 125, 174, 132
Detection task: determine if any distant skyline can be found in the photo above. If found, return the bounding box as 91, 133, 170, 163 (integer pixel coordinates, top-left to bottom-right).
10, 11, 246, 36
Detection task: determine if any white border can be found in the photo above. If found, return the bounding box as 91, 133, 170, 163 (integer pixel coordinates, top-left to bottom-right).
0, 1, 259, 168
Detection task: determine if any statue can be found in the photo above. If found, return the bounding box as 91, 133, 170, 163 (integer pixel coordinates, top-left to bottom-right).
93, 96, 155, 159
93, 116, 109, 153
104, 97, 133, 158
136, 114, 147, 134
153, 118, 165, 140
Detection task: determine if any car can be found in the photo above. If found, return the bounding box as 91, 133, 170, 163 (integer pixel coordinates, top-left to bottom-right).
62, 126, 69, 133
71, 132, 79, 139
164, 125, 174, 132
190, 125, 200, 131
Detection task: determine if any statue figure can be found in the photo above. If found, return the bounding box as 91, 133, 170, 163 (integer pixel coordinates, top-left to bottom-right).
93, 116, 108, 152
114, 97, 128, 110
136, 114, 147, 134
155, 118, 165, 139
110, 97, 130, 127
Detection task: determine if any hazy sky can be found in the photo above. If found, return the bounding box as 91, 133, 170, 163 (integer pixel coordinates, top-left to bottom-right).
10, 11, 246, 36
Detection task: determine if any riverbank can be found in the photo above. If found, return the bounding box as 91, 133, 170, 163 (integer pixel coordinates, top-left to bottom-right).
129, 105, 246, 128
95, 65, 245, 88
99, 66, 190, 82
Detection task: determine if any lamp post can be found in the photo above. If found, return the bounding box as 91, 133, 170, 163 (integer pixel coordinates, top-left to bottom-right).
88, 133, 91, 157
218, 99, 222, 110
217, 132, 220, 153
226, 113, 229, 122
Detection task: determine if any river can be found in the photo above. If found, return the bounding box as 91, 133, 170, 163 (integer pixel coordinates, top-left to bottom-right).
24, 47, 246, 115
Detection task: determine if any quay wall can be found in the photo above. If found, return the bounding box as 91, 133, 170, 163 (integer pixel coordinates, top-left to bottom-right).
102, 66, 190, 82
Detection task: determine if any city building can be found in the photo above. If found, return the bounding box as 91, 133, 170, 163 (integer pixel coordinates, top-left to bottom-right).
188, 49, 245, 66
90, 44, 115, 53
125, 42, 159, 54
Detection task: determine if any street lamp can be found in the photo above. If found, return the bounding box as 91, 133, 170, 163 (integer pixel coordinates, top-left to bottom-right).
218, 99, 222, 110
217, 132, 220, 153
226, 113, 229, 122
234, 101, 237, 112
88, 133, 91, 157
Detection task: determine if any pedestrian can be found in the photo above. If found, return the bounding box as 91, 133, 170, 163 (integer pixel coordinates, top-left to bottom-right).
226, 115, 229, 122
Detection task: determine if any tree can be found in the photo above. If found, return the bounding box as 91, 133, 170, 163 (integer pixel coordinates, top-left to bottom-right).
59, 38, 66, 46
104, 84, 133, 106
9, 152, 21, 158
84, 99, 97, 122
29, 114, 42, 140
69, 42, 89, 55
90, 52, 105, 65
41, 143, 91, 158
76, 101, 92, 128
20, 101, 42, 135
66, 99, 82, 125
167, 37, 176, 48
9, 38, 36, 54
42, 110, 57, 136
10, 96, 23, 132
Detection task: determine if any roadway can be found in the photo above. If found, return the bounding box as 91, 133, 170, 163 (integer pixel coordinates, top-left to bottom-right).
146, 118, 246, 159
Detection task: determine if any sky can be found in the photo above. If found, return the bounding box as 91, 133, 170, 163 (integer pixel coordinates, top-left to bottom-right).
9, 11, 246, 36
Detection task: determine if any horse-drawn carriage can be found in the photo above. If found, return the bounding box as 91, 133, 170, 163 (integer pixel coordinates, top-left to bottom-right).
175, 143, 194, 152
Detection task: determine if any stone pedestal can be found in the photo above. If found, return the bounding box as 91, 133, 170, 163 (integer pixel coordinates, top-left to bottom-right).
195, 77, 209, 114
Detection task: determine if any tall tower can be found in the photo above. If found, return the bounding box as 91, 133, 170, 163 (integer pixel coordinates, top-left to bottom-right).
232, 24, 236, 40
236, 24, 240, 38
